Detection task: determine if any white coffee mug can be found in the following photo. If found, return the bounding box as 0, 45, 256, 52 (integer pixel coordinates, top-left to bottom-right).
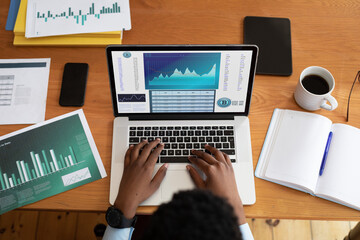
294, 66, 338, 111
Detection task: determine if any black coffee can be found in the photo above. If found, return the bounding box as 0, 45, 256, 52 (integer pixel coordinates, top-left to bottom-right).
301, 75, 330, 95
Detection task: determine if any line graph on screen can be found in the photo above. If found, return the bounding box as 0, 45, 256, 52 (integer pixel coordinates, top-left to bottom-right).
118, 94, 146, 102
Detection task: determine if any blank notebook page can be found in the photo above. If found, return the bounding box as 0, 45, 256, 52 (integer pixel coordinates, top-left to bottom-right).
264, 110, 331, 191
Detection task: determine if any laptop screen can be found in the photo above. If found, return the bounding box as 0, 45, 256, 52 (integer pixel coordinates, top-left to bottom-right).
107, 45, 258, 116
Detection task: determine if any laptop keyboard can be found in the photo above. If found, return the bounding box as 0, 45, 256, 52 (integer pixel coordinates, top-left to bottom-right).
128, 125, 236, 163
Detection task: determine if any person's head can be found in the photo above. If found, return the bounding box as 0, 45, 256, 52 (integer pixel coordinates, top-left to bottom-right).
141, 189, 243, 240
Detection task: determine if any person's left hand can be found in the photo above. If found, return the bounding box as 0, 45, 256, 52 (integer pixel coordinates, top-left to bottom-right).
114, 139, 168, 218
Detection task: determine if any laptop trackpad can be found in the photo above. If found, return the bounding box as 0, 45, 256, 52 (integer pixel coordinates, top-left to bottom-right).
161, 170, 194, 202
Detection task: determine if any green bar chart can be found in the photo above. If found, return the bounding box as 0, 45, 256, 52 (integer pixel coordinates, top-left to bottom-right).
36, 2, 121, 26
26, 0, 131, 38
0, 111, 106, 215
0, 146, 80, 191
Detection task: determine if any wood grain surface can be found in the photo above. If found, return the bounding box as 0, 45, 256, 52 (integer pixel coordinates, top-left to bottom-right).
1, 210, 357, 240
1, 0, 360, 220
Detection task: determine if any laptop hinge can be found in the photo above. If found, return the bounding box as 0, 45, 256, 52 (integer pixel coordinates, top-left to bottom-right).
128, 114, 235, 121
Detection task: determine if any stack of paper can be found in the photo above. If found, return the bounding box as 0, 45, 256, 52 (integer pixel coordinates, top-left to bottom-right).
13, 0, 131, 46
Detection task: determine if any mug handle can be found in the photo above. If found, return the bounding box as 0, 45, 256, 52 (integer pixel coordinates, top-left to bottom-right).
320, 95, 338, 111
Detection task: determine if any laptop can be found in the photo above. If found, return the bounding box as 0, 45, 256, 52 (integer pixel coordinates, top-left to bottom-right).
106, 45, 258, 205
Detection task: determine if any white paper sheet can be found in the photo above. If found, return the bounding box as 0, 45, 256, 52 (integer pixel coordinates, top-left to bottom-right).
315, 124, 360, 208
25, 0, 131, 38
0, 58, 50, 125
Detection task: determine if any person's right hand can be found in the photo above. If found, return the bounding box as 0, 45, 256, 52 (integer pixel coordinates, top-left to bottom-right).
114, 139, 168, 219
187, 144, 246, 225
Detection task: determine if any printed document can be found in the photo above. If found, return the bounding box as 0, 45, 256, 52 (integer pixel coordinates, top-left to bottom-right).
25, 0, 131, 38
0, 110, 106, 214
0, 58, 50, 125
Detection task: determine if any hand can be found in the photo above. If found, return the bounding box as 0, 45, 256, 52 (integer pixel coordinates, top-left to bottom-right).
187, 145, 246, 225
114, 139, 168, 219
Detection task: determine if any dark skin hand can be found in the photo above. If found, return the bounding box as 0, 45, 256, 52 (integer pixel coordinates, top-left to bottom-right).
187, 144, 247, 225
114, 140, 246, 225
114, 138, 168, 219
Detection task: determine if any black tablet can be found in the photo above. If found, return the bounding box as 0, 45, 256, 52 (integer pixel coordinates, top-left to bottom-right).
244, 16, 292, 76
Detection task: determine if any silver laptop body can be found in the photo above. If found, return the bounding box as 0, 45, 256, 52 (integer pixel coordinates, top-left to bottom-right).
106, 45, 258, 205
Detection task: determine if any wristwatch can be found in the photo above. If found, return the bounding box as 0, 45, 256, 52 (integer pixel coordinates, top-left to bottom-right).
106, 206, 137, 229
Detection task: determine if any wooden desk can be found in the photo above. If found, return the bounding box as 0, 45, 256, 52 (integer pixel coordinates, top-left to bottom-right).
1, 0, 360, 220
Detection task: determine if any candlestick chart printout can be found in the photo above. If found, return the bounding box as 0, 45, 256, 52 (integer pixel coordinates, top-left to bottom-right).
0, 110, 106, 214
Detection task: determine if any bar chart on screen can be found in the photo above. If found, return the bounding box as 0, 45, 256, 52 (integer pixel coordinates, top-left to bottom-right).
25, 0, 131, 38
0, 110, 106, 215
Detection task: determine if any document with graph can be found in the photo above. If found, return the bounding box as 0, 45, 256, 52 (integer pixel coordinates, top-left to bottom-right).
25, 0, 131, 38
0, 109, 106, 214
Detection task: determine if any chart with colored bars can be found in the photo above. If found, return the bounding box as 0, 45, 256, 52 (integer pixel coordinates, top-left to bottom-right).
0, 146, 82, 191
0, 111, 106, 214
26, 0, 131, 38
36, 2, 121, 25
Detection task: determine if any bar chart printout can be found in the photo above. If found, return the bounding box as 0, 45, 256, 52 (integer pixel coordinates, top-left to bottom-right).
26, 0, 131, 38
0, 110, 106, 214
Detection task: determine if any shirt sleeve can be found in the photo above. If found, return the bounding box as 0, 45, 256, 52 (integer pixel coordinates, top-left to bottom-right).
102, 226, 134, 240
102, 223, 253, 240
239, 223, 254, 240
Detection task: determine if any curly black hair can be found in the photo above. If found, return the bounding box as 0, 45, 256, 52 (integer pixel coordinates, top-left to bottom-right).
140, 189, 243, 240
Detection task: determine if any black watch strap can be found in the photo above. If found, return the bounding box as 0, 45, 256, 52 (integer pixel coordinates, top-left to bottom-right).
106, 206, 137, 229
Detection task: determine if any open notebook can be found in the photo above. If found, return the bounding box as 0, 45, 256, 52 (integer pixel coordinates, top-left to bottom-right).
256, 109, 360, 210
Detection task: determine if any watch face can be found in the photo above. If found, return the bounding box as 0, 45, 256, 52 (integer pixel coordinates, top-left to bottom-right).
106, 206, 136, 228
106, 207, 122, 227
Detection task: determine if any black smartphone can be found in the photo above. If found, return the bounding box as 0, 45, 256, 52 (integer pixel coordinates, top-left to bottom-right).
59, 63, 89, 106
